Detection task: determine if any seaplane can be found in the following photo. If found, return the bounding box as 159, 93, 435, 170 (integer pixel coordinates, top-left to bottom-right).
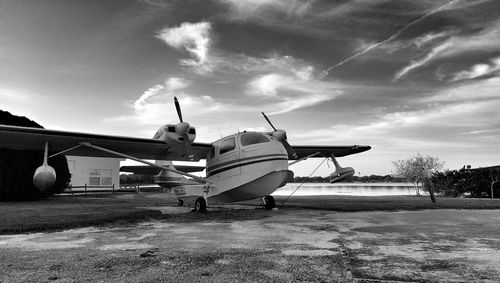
0, 97, 370, 212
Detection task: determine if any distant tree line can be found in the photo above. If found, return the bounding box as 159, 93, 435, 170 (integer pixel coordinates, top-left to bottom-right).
292, 175, 406, 183
0, 110, 71, 201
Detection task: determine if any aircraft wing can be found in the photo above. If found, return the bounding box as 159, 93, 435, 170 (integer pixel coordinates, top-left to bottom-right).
0, 125, 211, 161
290, 145, 371, 159
120, 165, 206, 175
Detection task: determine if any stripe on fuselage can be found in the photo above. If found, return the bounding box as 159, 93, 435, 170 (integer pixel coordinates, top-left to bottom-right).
207, 154, 288, 177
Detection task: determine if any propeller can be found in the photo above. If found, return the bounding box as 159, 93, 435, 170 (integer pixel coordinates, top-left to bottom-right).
174, 97, 183, 122
174, 97, 193, 158
261, 112, 297, 159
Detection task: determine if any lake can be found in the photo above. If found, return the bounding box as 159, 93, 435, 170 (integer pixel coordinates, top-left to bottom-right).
272, 182, 423, 196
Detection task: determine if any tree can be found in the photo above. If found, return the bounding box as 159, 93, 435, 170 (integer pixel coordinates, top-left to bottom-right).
432, 166, 493, 197
392, 153, 444, 195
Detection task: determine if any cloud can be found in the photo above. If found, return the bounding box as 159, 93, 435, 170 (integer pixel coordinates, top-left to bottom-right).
440, 20, 500, 58
323, 0, 460, 76
246, 64, 342, 114
122, 76, 225, 126
293, 76, 500, 160
393, 42, 452, 81
413, 31, 454, 49
425, 76, 500, 102
220, 0, 313, 19
451, 56, 500, 81
134, 77, 189, 111
156, 22, 213, 73
393, 19, 500, 81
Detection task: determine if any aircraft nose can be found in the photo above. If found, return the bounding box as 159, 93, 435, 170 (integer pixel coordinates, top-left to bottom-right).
175, 122, 190, 136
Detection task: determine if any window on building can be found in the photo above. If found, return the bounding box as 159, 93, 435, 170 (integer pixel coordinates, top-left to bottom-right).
88, 169, 112, 186
241, 133, 269, 146
219, 138, 235, 155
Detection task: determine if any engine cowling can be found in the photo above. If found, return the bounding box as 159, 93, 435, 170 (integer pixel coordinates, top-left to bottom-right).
329, 166, 355, 183
33, 164, 56, 190
154, 124, 196, 146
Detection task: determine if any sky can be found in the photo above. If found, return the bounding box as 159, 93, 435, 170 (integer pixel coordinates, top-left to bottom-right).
1, 0, 499, 176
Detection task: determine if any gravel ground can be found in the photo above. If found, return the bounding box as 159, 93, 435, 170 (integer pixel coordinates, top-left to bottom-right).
1, 208, 500, 282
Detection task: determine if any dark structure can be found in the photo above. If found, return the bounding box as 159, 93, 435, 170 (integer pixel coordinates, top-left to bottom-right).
0, 110, 70, 201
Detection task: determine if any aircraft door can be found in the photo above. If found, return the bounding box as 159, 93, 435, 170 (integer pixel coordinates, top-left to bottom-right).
210, 137, 241, 180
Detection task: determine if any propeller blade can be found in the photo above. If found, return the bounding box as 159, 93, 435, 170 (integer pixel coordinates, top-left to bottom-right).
174, 96, 183, 122
261, 112, 277, 131
282, 139, 297, 159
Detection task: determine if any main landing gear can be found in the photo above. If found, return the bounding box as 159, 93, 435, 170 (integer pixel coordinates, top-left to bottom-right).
262, 195, 276, 210
194, 197, 207, 213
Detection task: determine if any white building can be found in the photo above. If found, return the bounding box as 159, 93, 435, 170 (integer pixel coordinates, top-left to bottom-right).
66, 156, 123, 190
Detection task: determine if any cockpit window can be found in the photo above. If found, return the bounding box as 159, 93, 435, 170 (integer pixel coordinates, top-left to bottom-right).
219, 137, 236, 155
241, 133, 269, 146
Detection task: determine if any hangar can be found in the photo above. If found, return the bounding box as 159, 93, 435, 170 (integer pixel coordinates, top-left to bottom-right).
66, 156, 123, 191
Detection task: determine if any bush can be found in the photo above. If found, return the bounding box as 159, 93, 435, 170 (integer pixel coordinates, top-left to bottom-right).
432, 167, 491, 197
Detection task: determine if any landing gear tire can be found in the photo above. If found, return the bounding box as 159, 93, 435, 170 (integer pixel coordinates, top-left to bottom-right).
263, 195, 275, 210
177, 199, 184, 207
194, 197, 207, 213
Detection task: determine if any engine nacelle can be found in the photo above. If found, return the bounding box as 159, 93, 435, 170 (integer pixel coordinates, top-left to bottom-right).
153, 124, 196, 146
329, 167, 355, 183
33, 164, 56, 191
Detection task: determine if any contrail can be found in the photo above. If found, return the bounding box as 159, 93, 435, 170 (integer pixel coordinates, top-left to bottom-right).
322, 0, 459, 77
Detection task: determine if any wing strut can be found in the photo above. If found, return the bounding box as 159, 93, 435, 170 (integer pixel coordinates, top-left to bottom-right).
288, 152, 321, 166
281, 157, 328, 205
48, 144, 83, 158
79, 142, 209, 184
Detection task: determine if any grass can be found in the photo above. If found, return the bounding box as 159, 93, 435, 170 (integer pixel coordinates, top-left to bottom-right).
271, 195, 500, 211
2, 192, 500, 234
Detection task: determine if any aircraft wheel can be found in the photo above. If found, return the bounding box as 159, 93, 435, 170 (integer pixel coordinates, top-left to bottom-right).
177, 199, 184, 207
264, 195, 275, 210
194, 197, 207, 213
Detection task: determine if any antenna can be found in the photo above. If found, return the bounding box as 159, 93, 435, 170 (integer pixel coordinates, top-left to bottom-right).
216, 128, 223, 138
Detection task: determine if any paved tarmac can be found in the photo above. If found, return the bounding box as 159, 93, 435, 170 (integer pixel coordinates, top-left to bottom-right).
1, 208, 500, 282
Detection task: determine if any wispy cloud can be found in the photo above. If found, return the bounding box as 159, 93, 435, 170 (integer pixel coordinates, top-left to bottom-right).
393, 41, 452, 81
394, 19, 500, 81
451, 56, 500, 81
108, 76, 224, 127
134, 77, 189, 111
425, 76, 500, 102
156, 21, 213, 73
153, 20, 345, 116
322, 0, 460, 76
220, 0, 313, 20
246, 62, 343, 114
